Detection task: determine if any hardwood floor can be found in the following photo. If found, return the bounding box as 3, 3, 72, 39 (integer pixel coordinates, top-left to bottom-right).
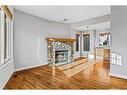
4, 60, 127, 89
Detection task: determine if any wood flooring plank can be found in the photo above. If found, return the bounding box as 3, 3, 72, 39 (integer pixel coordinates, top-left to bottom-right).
4, 60, 127, 89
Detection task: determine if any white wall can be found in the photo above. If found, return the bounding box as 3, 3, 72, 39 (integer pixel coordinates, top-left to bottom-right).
110, 6, 127, 78
71, 15, 110, 29
0, 6, 14, 89
14, 10, 71, 70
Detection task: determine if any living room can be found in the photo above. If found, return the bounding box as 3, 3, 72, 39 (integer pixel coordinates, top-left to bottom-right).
0, 5, 127, 90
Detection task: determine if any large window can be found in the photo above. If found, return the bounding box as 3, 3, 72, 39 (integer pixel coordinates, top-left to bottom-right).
99, 33, 110, 47
83, 34, 90, 51
76, 33, 80, 51
0, 6, 12, 65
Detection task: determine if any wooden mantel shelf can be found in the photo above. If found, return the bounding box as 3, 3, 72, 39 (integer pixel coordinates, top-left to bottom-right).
46, 38, 76, 42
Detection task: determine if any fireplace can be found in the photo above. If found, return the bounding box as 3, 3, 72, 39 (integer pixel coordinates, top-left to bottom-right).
46, 38, 76, 66
55, 50, 68, 64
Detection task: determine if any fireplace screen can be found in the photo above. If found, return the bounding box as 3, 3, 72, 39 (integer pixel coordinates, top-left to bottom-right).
55, 50, 68, 64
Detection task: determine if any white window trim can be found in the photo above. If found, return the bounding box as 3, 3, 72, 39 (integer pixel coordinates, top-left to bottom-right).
0, 8, 13, 66
111, 52, 122, 66
0, 10, 5, 65
75, 33, 80, 52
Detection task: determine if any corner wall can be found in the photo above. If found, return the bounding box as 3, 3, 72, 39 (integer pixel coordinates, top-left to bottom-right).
110, 6, 127, 78
14, 10, 71, 70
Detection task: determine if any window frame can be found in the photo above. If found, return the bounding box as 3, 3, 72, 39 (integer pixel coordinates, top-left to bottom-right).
0, 6, 12, 65
75, 33, 80, 52
111, 52, 122, 66
99, 32, 111, 47
83, 33, 90, 51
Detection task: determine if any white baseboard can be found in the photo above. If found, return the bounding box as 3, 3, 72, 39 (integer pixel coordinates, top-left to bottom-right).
0, 59, 14, 89
15, 63, 47, 72
2, 69, 14, 89
110, 73, 127, 80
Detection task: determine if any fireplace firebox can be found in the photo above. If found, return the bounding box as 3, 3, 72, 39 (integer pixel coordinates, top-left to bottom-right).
55, 50, 68, 64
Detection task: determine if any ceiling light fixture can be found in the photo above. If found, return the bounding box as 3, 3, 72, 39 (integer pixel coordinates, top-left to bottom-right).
86, 26, 89, 33
61, 18, 71, 23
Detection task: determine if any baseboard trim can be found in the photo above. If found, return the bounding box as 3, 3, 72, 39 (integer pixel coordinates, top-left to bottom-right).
2, 69, 14, 89
14, 63, 47, 72
0, 59, 14, 89
110, 73, 127, 80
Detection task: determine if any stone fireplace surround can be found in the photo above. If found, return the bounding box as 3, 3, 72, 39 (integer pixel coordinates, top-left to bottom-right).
46, 38, 76, 66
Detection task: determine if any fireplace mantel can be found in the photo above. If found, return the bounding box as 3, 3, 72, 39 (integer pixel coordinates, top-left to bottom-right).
46, 38, 76, 42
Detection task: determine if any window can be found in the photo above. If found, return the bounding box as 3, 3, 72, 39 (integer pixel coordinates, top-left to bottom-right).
76, 33, 80, 51
0, 6, 12, 65
4, 13, 7, 60
111, 52, 122, 66
99, 33, 110, 47
83, 34, 90, 51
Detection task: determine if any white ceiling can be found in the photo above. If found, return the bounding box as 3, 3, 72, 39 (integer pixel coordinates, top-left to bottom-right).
14, 6, 110, 23
73, 21, 111, 31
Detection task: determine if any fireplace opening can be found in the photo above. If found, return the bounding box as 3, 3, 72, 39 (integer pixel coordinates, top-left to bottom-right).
55, 50, 68, 64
